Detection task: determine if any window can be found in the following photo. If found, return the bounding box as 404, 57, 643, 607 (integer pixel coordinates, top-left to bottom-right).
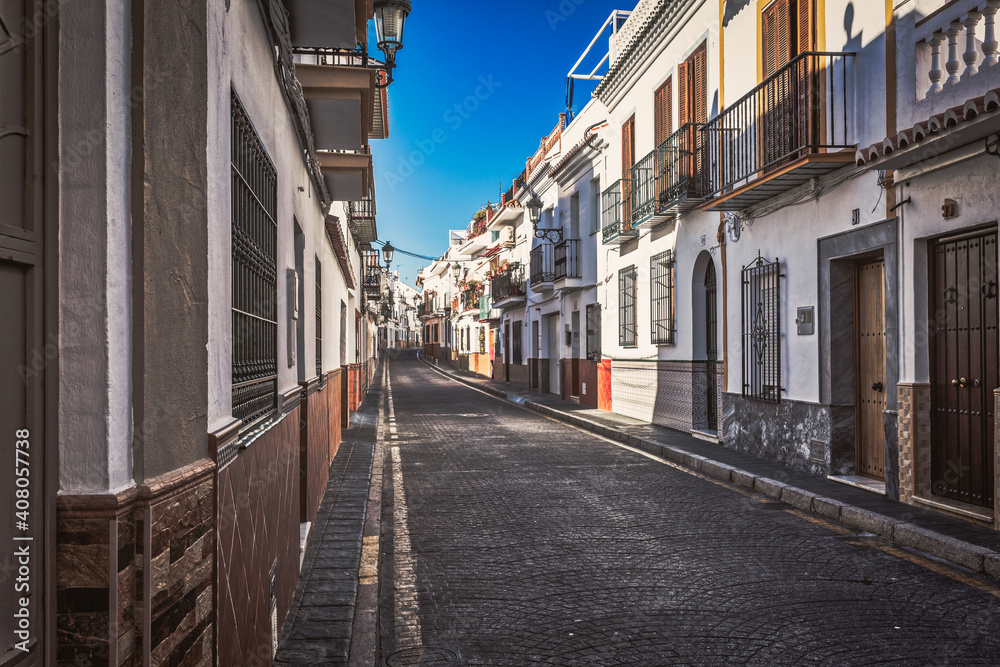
742, 252, 783, 402
651, 250, 675, 345
586, 303, 602, 361
678, 43, 708, 126
619, 266, 637, 348
655, 77, 673, 146
492, 230, 501, 242
231, 90, 278, 427
316, 257, 322, 376
512, 322, 523, 365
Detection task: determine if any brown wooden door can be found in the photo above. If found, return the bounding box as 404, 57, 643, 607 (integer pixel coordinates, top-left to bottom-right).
931, 230, 998, 509
856, 259, 886, 480
1, 0, 49, 661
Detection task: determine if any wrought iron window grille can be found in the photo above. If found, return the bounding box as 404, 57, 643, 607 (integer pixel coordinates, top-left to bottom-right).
231, 90, 279, 429
741, 251, 784, 402
619, 266, 638, 348
651, 250, 676, 346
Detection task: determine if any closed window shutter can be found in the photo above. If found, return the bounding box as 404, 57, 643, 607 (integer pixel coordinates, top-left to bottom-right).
762, 0, 793, 166
677, 61, 689, 127
692, 43, 708, 124
797, 0, 815, 150
622, 116, 635, 228
654, 78, 672, 146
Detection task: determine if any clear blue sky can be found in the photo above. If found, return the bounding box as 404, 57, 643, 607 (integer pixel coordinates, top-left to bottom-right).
369, 0, 626, 286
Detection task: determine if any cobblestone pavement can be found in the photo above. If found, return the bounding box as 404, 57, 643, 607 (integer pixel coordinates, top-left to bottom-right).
379, 352, 1000, 666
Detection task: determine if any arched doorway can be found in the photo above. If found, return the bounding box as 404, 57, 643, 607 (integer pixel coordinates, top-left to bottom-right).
692, 250, 719, 433
704, 261, 718, 430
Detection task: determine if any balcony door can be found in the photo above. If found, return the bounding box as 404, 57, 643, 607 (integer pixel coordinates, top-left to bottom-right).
677, 43, 707, 187
761, 0, 814, 169
621, 116, 635, 230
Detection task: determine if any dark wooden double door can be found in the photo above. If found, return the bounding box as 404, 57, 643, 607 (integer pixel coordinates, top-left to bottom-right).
930, 230, 998, 509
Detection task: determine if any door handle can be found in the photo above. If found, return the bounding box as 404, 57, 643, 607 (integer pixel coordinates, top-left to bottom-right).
952, 378, 968, 388
871, 382, 884, 392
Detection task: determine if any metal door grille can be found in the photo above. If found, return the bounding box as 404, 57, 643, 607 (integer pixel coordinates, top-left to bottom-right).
316, 257, 322, 377
619, 266, 638, 348
231, 91, 278, 426
741, 252, 783, 402
651, 250, 676, 345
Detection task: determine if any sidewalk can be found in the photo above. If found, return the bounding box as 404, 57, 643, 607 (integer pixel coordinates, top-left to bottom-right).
422, 357, 1000, 582
274, 366, 383, 666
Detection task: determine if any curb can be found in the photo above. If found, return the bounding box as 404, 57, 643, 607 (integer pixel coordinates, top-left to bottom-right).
419, 357, 1000, 582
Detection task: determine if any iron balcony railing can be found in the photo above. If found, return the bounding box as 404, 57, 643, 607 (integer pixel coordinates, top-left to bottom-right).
417, 303, 429, 318
554, 239, 581, 280
601, 180, 638, 244
700, 52, 855, 200
491, 264, 525, 303
530, 244, 556, 284
657, 123, 704, 207
460, 290, 481, 312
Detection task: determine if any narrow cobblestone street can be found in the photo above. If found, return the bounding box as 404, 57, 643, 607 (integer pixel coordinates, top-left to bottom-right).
376, 352, 1000, 666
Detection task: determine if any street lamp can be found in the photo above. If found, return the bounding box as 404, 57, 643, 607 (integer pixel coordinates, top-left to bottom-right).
451, 262, 462, 281
373, 0, 411, 85
382, 240, 395, 269
526, 194, 562, 244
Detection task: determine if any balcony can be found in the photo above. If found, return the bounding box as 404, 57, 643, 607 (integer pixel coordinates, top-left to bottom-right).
295, 58, 376, 151
286, 0, 370, 50
629, 123, 705, 227
318, 146, 373, 203
700, 52, 856, 212
491, 264, 526, 309
601, 180, 639, 245
361, 250, 383, 299
478, 293, 501, 322
460, 289, 483, 313
554, 239, 582, 287
529, 244, 556, 292
347, 186, 377, 243
417, 303, 430, 319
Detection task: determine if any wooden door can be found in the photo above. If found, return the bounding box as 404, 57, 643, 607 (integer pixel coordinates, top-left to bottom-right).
705, 262, 719, 431
1, 0, 49, 661
931, 230, 998, 509
856, 259, 886, 480
762, 0, 794, 169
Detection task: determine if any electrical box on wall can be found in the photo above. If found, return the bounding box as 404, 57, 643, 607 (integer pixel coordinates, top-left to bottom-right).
796, 306, 815, 335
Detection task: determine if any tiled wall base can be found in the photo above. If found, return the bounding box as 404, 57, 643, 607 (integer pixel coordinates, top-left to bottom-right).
56, 460, 215, 666
300, 379, 332, 523
327, 368, 344, 462
610, 361, 722, 433
217, 411, 300, 666
898, 383, 931, 504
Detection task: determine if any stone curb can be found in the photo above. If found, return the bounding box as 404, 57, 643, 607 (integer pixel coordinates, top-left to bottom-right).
419, 357, 1000, 582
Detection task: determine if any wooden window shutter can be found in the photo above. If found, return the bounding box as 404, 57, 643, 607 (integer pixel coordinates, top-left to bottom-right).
622, 116, 635, 172
677, 61, 689, 127
654, 78, 672, 146
796, 0, 815, 149
693, 43, 708, 124
762, 0, 791, 78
